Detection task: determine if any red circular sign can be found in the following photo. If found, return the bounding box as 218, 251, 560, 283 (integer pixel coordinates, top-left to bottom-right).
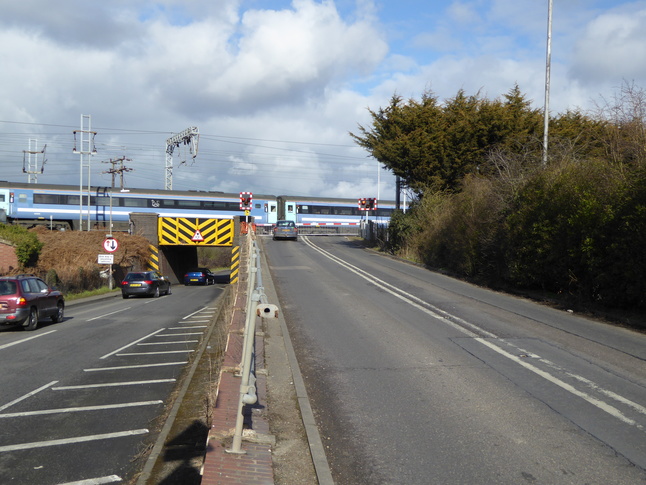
103, 238, 119, 252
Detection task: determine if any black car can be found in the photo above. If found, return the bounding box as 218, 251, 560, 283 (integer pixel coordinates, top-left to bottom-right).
0, 274, 65, 331
121, 271, 172, 298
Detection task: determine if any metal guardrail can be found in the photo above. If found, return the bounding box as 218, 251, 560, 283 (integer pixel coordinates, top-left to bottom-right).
227, 233, 278, 454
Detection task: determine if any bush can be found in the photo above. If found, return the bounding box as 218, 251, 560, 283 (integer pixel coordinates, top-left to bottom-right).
0, 223, 43, 267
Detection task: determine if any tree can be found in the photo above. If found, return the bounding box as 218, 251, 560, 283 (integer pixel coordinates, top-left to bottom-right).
350, 85, 544, 194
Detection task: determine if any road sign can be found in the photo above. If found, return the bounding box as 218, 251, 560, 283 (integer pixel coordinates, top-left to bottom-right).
103, 238, 119, 252
98, 254, 114, 264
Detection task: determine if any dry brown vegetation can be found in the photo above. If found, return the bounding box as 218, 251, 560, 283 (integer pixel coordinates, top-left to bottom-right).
29, 227, 151, 293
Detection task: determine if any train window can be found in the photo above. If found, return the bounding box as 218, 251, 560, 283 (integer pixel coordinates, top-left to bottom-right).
0, 194, 4, 202
177, 200, 201, 208
92, 196, 110, 205
287, 204, 294, 213
298, 205, 308, 214
160, 200, 176, 207
67, 195, 80, 205
123, 198, 147, 207
337, 207, 353, 215
18, 194, 27, 203
34, 194, 61, 204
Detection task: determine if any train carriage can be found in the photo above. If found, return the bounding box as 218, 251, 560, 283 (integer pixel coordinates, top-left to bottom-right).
0, 181, 396, 234
0, 181, 274, 231
277, 195, 396, 227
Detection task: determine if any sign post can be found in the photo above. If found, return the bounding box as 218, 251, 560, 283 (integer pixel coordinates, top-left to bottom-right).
102, 238, 118, 290
240, 192, 253, 232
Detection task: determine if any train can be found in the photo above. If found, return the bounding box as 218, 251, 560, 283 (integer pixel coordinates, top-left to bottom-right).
0, 181, 396, 232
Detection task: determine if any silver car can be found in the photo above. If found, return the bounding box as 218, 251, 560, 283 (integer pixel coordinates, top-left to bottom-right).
273, 220, 298, 240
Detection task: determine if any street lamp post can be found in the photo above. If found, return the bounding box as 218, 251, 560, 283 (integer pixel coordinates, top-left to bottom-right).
543, 0, 553, 166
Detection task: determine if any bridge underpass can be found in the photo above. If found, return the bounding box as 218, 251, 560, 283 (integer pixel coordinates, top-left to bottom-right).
129, 213, 238, 284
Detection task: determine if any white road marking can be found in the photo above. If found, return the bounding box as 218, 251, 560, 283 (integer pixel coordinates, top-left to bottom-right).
137, 341, 198, 345
0, 330, 57, 350
84, 362, 187, 372
155, 332, 204, 337
116, 350, 195, 356
0, 429, 149, 453
476, 338, 641, 428
303, 236, 646, 430
87, 308, 131, 321
182, 307, 210, 319
0, 381, 58, 412
52, 379, 175, 390
0, 400, 163, 418
100, 329, 166, 359
58, 474, 122, 484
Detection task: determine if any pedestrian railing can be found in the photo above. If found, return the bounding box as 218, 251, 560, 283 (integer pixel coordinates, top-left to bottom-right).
227, 233, 278, 454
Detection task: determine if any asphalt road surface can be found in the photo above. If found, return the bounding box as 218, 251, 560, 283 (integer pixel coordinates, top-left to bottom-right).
0, 283, 224, 485
263, 235, 646, 485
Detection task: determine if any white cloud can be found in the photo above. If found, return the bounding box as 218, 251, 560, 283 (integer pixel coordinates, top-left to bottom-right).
570, 7, 646, 85
0, 0, 644, 201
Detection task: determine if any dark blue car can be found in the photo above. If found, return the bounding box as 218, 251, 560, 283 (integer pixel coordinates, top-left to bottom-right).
184, 268, 215, 286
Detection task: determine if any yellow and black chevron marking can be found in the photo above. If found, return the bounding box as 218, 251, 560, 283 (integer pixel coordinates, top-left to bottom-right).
230, 245, 240, 285
158, 217, 234, 246
147, 244, 159, 272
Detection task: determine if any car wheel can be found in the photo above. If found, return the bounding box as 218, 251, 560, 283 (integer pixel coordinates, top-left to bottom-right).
51, 302, 64, 323
166, 284, 172, 295
122, 293, 129, 299
24, 308, 38, 331
153, 287, 160, 298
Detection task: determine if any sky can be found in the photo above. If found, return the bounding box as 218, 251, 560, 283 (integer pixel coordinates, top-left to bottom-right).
1, 0, 645, 201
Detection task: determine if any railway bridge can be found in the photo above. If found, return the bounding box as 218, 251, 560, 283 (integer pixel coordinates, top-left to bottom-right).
130, 213, 241, 285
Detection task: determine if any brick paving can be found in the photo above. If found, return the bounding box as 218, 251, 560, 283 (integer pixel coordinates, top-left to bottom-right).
201, 260, 275, 484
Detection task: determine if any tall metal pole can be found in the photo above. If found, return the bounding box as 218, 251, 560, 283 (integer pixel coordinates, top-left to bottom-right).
542, 0, 553, 166
73, 115, 97, 230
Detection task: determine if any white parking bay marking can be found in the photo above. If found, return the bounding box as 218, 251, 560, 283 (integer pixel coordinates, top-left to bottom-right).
117, 350, 195, 356
137, 341, 198, 345
100, 329, 166, 359
0, 429, 149, 453
0, 330, 57, 351
52, 379, 175, 390
0, 381, 58, 412
58, 475, 122, 485
155, 332, 204, 337
87, 307, 131, 322
84, 362, 187, 372
182, 307, 210, 319
0, 400, 163, 418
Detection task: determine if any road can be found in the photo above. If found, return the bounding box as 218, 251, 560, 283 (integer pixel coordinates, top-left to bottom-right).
263, 235, 646, 484
0, 284, 224, 485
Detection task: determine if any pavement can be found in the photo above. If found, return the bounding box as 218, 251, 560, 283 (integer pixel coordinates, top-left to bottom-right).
201, 236, 334, 484
200, 281, 275, 485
